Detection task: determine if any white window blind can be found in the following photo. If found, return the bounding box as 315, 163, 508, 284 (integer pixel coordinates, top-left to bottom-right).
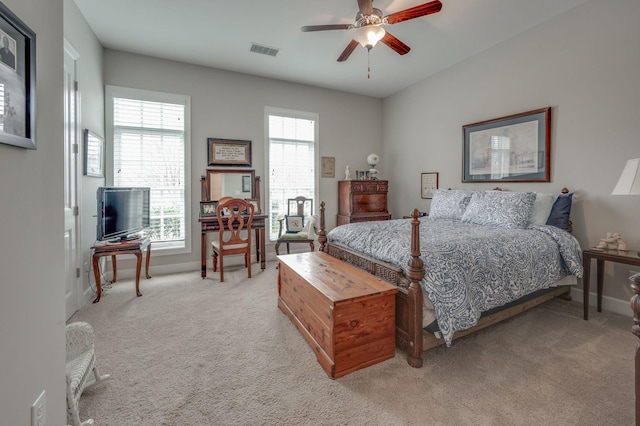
268, 113, 316, 240
112, 95, 186, 245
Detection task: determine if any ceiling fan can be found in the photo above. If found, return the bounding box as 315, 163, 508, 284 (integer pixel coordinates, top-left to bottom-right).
301, 0, 443, 63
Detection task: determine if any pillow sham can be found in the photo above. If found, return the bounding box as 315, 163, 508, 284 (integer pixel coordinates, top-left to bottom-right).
285, 215, 305, 233
429, 189, 475, 220
461, 191, 537, 228
529, 193, 555, 226
546, 193, 573, 231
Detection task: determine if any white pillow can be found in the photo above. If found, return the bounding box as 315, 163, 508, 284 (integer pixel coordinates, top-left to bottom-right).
529, 193, 555, 225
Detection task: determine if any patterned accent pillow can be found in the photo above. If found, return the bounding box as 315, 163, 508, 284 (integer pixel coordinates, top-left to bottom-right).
285, 215, 305, 233
429, 189, 475, 220
461, 191, 537, 228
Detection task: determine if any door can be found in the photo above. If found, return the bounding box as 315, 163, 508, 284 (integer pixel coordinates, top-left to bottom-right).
64, 41, 81, 320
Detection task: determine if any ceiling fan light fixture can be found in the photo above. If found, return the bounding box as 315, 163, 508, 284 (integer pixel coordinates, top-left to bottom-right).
353, 25, 385, 50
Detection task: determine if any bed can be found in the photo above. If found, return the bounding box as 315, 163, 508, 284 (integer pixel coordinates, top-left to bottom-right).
316, 188, 583, 367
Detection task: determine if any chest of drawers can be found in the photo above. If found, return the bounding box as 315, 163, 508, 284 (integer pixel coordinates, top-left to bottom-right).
337, 180, 391, 225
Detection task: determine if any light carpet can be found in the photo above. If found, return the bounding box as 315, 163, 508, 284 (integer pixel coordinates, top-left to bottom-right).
69, 262, 635, 425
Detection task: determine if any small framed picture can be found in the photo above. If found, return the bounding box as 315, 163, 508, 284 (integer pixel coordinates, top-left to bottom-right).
200, 201, 218, 217
421, 172, 439, 199
242, 175, 251, 193
244, 198, 261, 214
321, 156, 335, 178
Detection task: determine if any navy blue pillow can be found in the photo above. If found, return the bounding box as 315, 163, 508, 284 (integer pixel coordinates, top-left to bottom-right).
546, 193, 573, 231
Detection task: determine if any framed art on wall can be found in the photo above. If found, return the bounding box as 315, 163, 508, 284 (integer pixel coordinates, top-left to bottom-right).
321, 156, 335, 178
0, 2, 36, 149
83, 129, 104, 177
462, 107, 551, 183
207, 138, 251, 167
421, 172, 438, 199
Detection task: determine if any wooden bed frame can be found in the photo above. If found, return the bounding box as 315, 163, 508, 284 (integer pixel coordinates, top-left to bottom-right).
316, 195, 573, 368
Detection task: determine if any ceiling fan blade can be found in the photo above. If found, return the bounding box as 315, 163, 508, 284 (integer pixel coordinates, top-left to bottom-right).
385, 0, 442, 25
301, 24, 352, 32
357, 0, 373, 15
381, 32, 411, 55
337, 40, 359, 62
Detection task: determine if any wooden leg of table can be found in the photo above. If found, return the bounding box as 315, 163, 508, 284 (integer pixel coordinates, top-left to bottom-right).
111, 255, 117, 283
260, 228, 266, 270
254, 229, 260, 263
201, 232, 207, 278
92, 253, 102, 303
583, 253, 590, 320
145, 245, 152, 279
135, 251, 142, 297
596, 259, 604, 313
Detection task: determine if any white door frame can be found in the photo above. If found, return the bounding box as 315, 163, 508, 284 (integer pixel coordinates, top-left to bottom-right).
64, 39, 82, 320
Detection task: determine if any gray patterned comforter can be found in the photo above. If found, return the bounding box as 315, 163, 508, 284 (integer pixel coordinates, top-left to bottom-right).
326, 217, 583, 345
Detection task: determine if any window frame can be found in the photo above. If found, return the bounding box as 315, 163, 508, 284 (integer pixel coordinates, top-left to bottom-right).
265, 106, 320, 242
105, 85, 192, 255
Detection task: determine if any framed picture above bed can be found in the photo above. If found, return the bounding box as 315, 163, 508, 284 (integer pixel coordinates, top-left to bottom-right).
421, 172, 438, 199
462, 107, 551, 183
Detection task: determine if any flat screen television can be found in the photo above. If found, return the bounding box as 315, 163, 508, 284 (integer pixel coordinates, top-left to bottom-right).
97, 187, 150, 242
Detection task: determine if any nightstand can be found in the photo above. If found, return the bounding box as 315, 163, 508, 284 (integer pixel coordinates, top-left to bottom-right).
582, 247, 640, 320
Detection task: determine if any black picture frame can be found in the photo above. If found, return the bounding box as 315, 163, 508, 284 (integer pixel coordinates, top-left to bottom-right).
242, 175, 251, 193
0, 1, 35, 149
83, 129, 104, 177
207, 138, 251, 167
462, 107, 551, 183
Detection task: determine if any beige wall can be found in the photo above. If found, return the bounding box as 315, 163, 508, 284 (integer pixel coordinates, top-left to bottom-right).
101, 49, 384, 272
0, 0, 66, 424
383, 0, 640, 314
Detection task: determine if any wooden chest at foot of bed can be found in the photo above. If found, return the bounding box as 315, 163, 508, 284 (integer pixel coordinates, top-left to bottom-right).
277, 251, 398, 379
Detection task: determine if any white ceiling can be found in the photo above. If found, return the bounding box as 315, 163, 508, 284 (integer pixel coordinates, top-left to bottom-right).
72, 0, 590, 99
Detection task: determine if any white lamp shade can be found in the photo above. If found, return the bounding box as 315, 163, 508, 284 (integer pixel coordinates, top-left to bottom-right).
612, 158, 640, 195
353, 25, 385, 50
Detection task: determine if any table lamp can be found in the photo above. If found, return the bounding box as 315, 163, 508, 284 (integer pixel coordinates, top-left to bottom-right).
612, 158, 640, 195
612, 158, 640, 255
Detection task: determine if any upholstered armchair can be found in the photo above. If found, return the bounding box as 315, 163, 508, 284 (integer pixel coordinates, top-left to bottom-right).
66, 321, 110, 426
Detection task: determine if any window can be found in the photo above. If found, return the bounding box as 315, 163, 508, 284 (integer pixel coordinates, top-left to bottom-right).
106, 86, 191, 252
267, 108, 318, 241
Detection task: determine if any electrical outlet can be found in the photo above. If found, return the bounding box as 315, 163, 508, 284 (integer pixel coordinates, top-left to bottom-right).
31, 390, 46, 426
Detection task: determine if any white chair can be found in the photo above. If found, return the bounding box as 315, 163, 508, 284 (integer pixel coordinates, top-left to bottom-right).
66, 322, 110, 426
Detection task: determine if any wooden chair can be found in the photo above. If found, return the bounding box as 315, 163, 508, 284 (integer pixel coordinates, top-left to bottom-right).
211, 198, 255, 282
275, 196, 315, 255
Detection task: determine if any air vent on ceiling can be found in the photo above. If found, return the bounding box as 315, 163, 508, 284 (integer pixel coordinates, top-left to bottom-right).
250, 43, 279, 57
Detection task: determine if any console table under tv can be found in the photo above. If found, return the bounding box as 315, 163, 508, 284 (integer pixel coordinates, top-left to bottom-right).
90, 235, 152, 303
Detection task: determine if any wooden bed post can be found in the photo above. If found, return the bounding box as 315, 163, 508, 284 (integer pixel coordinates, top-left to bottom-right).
630, 273, 640, 425
318, 201, 327, 252
405, 208, 425, 368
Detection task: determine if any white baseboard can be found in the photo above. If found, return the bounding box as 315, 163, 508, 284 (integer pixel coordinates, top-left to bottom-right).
570, 287, 631, 318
